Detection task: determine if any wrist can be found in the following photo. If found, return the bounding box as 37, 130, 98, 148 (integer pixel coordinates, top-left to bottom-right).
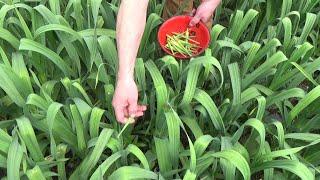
117, 57, 136, 81
117, 72, 134, 82
117, 66, 135, 81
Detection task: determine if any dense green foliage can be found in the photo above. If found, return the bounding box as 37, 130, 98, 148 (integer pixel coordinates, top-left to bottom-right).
0, 0, 320, 179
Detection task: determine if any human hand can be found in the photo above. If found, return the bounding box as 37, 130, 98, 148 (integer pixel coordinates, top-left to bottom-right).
112, 76, 147, 124
189, 0, 221, 27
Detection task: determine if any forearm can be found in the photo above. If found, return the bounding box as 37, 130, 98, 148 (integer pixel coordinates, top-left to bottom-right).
116, 0, 149, 80
201, 0, 220, 9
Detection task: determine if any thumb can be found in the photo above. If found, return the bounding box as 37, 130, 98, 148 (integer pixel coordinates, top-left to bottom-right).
189, 13, 201, 27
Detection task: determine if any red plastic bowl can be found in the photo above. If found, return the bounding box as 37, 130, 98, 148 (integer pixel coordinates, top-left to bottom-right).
158, 15, 210, 59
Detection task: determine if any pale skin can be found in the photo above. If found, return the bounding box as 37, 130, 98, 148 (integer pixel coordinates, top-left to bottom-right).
113, 0, 221, 124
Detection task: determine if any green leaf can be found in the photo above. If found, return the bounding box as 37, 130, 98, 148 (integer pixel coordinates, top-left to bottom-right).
16, 117, 44, 162
0, 128, 12, 154
0, 4, 32, 27
47, 102, 63, 159
229, 9, 259, 43
242, 42, 261, 76
194, 135, 214, 157
183, 170, 196, 180
291, 62, 318, 86
56, 144, 67, 180
0, 46, 10, 66
194, 89, 225, 132
11, 53, 33, 95
267, 88, 305, 106
257, 139, 320, 162
154, 137, 171, 173
241, 86, 261, 104
72, 82, 93, 106
229, 63, 241, 106
288, 86, 320, 123
232, 118, 265, 152
108, 166, 158, 180
70, 104, 87, 155
270, 121, 285, 149
0, 64, 26, 107
186, 55, 224, 90
19, 38, 74, 76
298, 13, 317, 45
72, 0, 84, 30
7, 135, 22, 180
252, 39, 281, 70
280, 0, 292, 18
89, 107, 105, 138
91, 0, 103, 25
0, 28, 20, 49
243, 51, 287, 89
98, 36, 118, 70
255, 96, 266, 120
135, 58, 146, 91
70, 128, 114, 179
126, 144, 150, 170
90, 151, 123, 179
271, 42, 313, 89
26, 166, 46, 180
165, 110, 180, 168
138, 13, 161, 58
180, 63, 201, 106
145, 60, 168, 128
281, 17, 292, 49
285, 133, 320, 142
181, 117, 203, 139
210, 24, 226, 50
210, 150, 251, 180
78, 28, 116, 39
49, 0, 60, 14
14, 8, 33, 39
47, 102, 63, 133
252, 160, 314, 180
34, 24, 81, 40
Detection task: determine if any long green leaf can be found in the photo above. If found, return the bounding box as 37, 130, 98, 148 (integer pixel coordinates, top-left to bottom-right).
19, 38, 74, 76
90, 151, 123, 179
109, 166, 158, 180
16, 117, 44, 162
194, 89, 225, 132
252, 160, 314, 180
26, 166, 46, 180
7, 135, 22, 180
288, 86, 320, 123
70, 128, 113, 179
210, 150, 251, 180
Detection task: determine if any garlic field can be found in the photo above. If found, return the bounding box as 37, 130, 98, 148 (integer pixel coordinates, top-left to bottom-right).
0, 0, 320, 179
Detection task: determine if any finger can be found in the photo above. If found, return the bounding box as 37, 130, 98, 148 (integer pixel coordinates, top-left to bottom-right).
189, 14, 201, 27
128, 98, 138, 115
192, 9, 196, 16
189, 9, 196, 16
114, 107, 126, 124
135, 111, 144, 117
137, 105, 147, 112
